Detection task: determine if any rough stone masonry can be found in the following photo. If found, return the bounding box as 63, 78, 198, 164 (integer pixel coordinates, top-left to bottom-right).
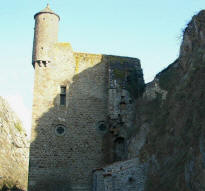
28, 4, 144, 191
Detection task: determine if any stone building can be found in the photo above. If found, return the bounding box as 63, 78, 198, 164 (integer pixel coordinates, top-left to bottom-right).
28, 4, 144, 191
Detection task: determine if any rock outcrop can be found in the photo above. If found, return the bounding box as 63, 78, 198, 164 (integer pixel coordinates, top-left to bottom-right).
0, 97, 29, 190
127, 10, 205, 190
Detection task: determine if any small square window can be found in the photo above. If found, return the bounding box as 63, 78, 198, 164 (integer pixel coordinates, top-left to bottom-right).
61, 86, 66, 94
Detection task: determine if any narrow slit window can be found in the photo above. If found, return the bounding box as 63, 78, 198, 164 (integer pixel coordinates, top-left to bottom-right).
60, 86, 66, 105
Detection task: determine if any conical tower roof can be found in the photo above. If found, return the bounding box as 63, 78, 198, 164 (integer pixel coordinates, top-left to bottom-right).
34, 4, 60, 20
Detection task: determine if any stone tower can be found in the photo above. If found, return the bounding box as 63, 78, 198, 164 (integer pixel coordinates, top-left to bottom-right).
32, 4, 60, 66
28, 5, 144, 191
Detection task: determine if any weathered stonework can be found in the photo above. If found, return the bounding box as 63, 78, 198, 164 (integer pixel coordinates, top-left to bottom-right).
28, 5, 144, 191
0, 97, 29, 190
143, 79, 167, 101
28, 5, 205, 191
93, 158, 147, 191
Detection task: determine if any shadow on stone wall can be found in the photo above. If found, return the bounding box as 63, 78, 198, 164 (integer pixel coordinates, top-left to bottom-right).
1, 185, 25, 191
28, 59, 114, 191
28, 55, 145, 191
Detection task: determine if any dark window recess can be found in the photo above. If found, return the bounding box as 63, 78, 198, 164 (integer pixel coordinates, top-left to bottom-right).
99, 123, 106, 131
56, 126, 65, 135
60, 86, 66, 105
60, 94, 66, 105
55, 125, 66, 136
114, 137, 127, 162
61, 86, 66, 94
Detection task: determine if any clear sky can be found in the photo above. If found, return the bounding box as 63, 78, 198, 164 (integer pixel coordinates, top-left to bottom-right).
0, 0, 204, 137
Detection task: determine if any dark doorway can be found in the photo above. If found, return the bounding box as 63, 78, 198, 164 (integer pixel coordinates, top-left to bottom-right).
114, 137, 127, 161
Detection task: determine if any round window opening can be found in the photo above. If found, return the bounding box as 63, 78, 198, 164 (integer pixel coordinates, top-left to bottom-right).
98, 122, 107, 131
55, 125, 66, 136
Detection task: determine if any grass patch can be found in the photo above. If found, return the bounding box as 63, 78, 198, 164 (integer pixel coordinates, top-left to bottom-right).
14, 122, 23, 133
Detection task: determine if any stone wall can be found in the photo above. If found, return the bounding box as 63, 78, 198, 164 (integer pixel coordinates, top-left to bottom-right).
0, 97, 29, 190
29, 6, 145, 191
29, 42, 110, 190
28, 42, 144, 190
93, 158, 147, 191
106, 56, 144, 163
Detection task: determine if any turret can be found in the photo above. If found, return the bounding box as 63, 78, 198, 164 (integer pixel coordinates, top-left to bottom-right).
32, 4, 60, 66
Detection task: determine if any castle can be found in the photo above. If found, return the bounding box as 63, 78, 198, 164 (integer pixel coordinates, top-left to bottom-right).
28, 5, 145, 191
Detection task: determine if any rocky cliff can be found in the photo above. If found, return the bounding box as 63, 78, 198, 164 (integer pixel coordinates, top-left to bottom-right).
0, 97, 29, 190
128, 10, 205, 190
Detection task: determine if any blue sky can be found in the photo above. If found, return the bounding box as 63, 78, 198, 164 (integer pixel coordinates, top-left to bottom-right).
0, 0, 204, 136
